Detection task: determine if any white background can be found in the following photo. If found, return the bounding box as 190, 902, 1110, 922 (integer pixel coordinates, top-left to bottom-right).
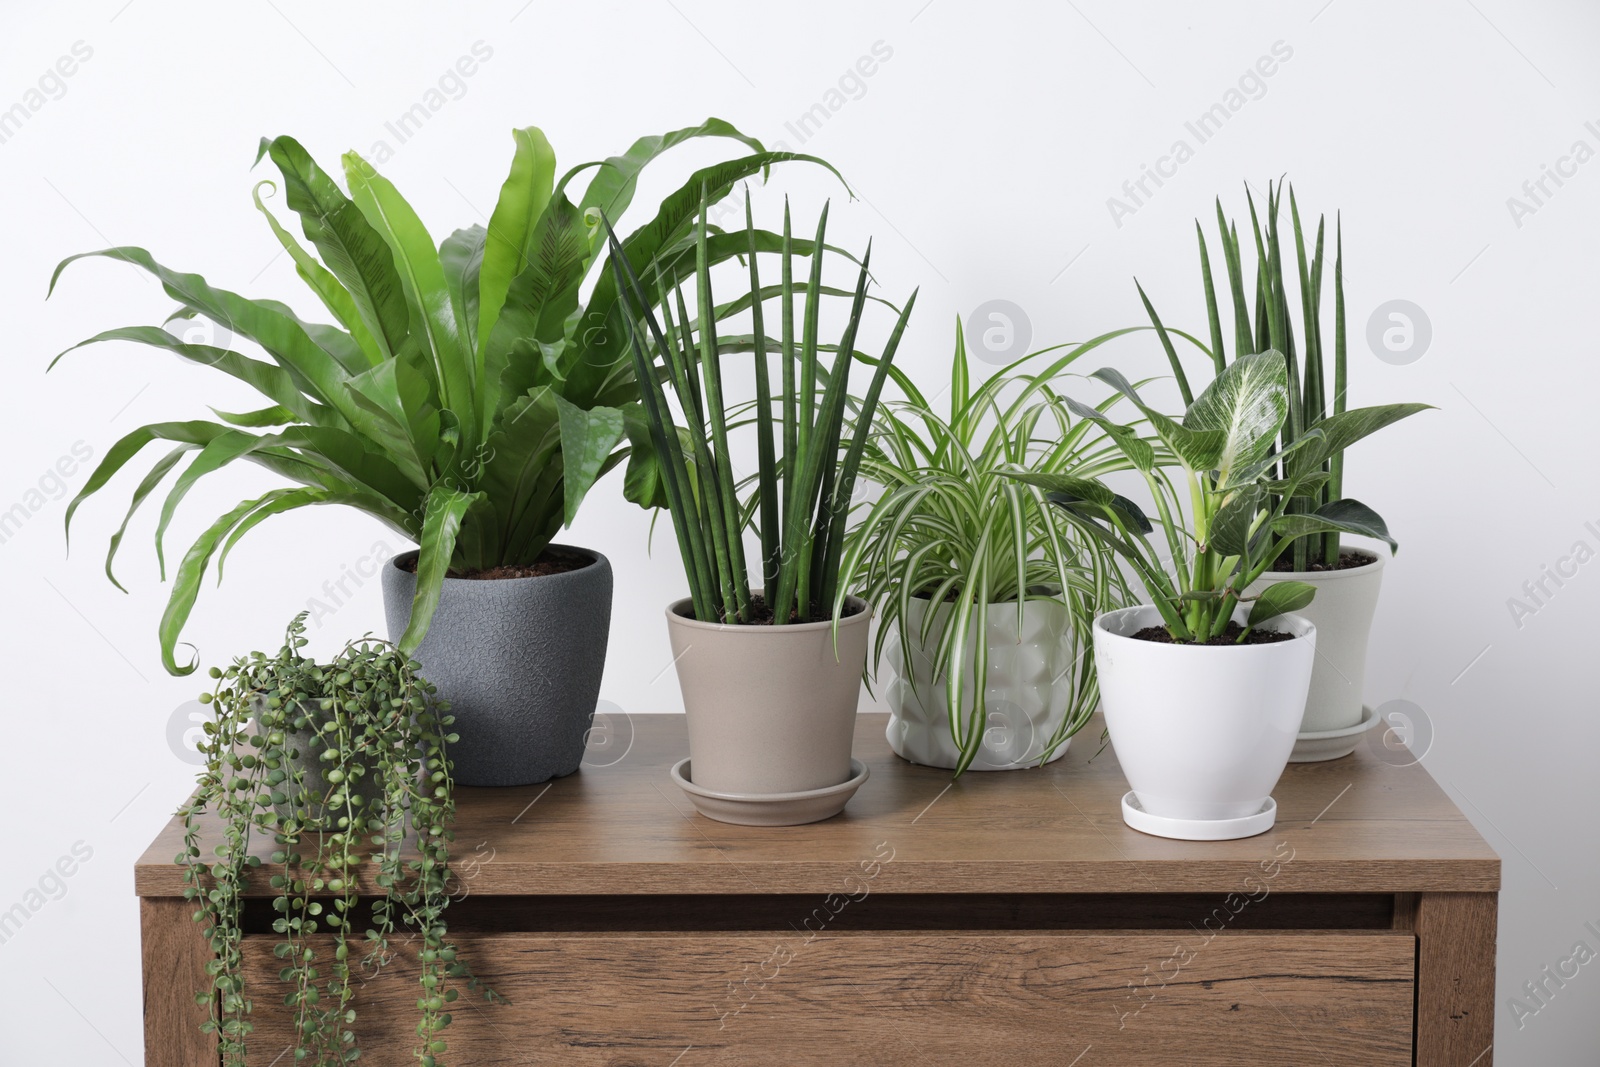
2, 1, 1597, 1063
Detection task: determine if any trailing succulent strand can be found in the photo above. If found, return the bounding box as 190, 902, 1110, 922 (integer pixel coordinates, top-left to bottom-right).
177, 614, 496, 1066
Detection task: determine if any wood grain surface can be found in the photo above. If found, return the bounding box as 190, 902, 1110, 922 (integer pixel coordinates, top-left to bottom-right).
240, 929, 1417, 1066
1400, 891, 1500, 1067
141, 897, 215, 1067
136, 713, 1500, 898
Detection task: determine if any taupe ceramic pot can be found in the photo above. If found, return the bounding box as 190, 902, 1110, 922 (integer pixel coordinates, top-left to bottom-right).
665, 595, 871, 796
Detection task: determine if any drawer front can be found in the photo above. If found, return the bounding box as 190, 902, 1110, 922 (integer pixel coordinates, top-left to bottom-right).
241, 930, 1416, 1065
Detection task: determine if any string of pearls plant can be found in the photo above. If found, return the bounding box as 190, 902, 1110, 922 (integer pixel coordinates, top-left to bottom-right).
177, 613, 498, 1065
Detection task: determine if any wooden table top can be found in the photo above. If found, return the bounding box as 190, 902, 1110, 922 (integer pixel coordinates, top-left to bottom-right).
136, 712, 1498, 897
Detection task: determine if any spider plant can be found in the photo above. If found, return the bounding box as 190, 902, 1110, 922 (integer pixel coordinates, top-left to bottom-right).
835, 319, 1146, 774
1137, 180, 1428, 570
608, 193, 916, 625
49, 121, 842, 672
1007, 350, 1425, 643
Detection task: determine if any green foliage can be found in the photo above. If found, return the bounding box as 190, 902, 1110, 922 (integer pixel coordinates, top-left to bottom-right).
178, 614, 495, 1065
1139, 180, 1431, 569
50, 121, 843, 672
837, 318, 1141, 774
1008, 351, 1422, 642
608, 194, 916, 625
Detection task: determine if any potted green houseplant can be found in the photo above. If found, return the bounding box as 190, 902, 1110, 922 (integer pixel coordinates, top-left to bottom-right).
178, 613, 497, 1065
1007, 350, 1423, 840
1138, 181, 1431, 759
608, 196, 916, 825
837, 320, 1142, 775
50, 121, 841, 785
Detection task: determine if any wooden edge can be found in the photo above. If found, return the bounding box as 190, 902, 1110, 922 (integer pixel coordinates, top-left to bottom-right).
141, 897, 215, 1067
1399, 892, 1498, 1067
134, 859, 1504, 898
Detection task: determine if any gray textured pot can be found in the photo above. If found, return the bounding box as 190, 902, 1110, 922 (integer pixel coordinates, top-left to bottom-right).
666, 595, 870, 797
381, 545, 612, 787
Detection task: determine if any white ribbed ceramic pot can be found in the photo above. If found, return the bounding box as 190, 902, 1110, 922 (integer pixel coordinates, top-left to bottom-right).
884, 597, 1085, 770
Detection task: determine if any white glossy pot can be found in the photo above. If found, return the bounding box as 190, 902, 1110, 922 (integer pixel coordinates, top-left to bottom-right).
1246, 548, 1384, 736
1093, 605, 1315, 839
884, 597, 1085, 771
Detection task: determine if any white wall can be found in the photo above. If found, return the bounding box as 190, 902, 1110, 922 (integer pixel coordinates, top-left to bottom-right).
2, 1, 1596, 1062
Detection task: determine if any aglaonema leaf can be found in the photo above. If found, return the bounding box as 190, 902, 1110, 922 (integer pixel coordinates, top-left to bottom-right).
1271, 497, 1397, 552
1247, 579, 1315, 627
1184, 349, 1288, 483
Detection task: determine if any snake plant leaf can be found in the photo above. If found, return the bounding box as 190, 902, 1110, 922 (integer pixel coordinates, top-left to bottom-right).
398, 485, 485, 654
1134, 278, 1193, 406
257, 135, 411, 362
1270, 497, 1397, 552
1183, 349, 1288, 483
478, 127, 558, 356
1208, 484, 1264, 558
1247, 579, 1316, 627
554, 394, 626, 526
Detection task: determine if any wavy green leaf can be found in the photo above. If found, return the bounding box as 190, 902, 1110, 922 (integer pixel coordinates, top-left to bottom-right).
399, 485, 484, 653
477, 127, 558, 355
258, 135, 410, 361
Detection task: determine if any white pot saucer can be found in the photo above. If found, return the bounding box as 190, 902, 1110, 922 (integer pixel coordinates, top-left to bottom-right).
1289, 704, 1381, 763
670, 758, 870, 827
1120, 792, 1277, 841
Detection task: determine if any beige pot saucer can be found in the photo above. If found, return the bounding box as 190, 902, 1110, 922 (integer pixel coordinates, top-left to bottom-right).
670, 758, 869, 826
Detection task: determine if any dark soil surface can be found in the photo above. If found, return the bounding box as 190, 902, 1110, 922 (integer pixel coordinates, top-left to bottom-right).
399, 549, 594, 581
1269, 549, 1376, 573
1132, 622, 1297, 646
704, 595, 866, 625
